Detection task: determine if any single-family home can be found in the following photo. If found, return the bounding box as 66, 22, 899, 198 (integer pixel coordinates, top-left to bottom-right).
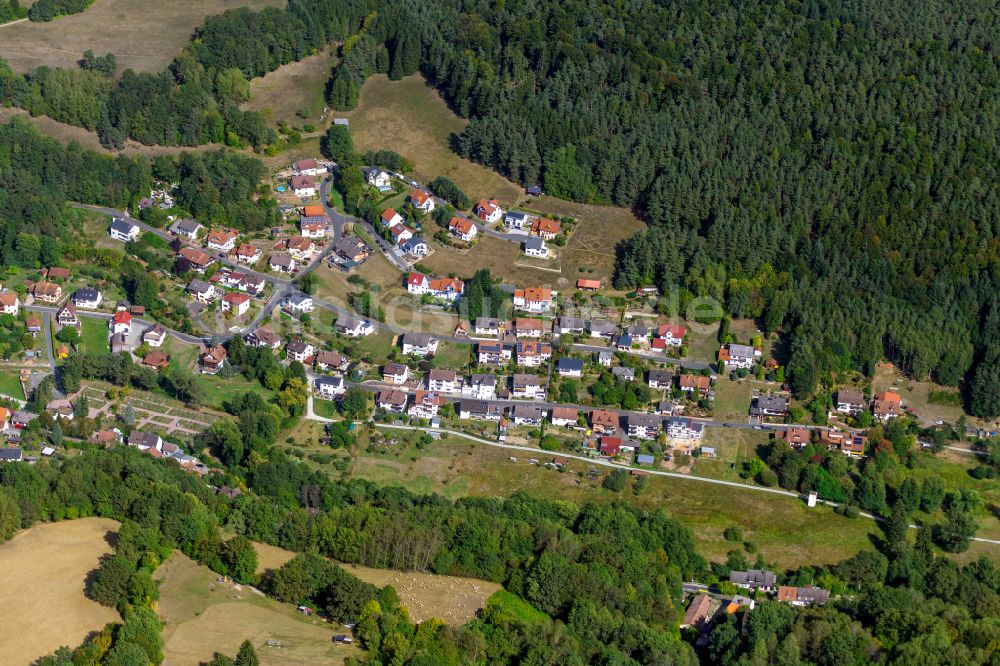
512, 404, 544, 426
110, 332, 130, 355
550, 406, 578, 427
523, 237, 547, 257
467, 374, 496, 399
380, 208, 404, 228
588, 319, 616, 339
200, 345, 227, 374
557, 357, 584, 377
406, 272, 431, 295
477, 341, 512, 365
679, 374, 712, 397
730, 569, 777, 592
206, 228, 239, 252
109, 218, 140, 242
779, 427, 811, 448
43, 267, 71, 281
367, 169, 391, 189
504, 211, 529, 230
110, 309, 132, 335
611, 366, 635, 382
287, 236, 316, 259
409, 391, 445, 419
142, 323, 167, 348
335, 237, 369, 263
89, 430, 121, 447
530, 217, 560, 239
238, 274, 266, 295
655, 323, 687, 347
513, 317, 544, 337
269, 253, 297, 273
236, 243, 263, 264
556, 316, 585, 335
777, 586, 830, 606
283, 293, 314, 313
11, 411, 36, 429
314, 349, 348, 373
835, 388, 866, 415
475, 199, 503, 224
141, 351, 170, 371
590, 409, 620, 433
246, 327, 282, 351
873, 391, 902, 422
389, 224, 412, 246
377, 390, 409, 413
627, 413, 662, 440
576, 279, 601, 291
402, 236, 430, 256
383, 361, 409, 385
599, 436, 624, 457
751, 395, 790, 418
47, 399, 74, 420
719, 343, 759, 369
427, 369, 459, 393
680, 595, 715, 631
336, 313, 375, 337
221, 292, 251, 316
285, 340, 315, 363
647, 368, 674, 389
402, 332, 439, 357
459, 399, 503, 421
474, 317, 502, 337
30, 281, 62, 303
314, 375, 346, 400
516, 340, 552, 367
513, 287, 554, 313
290, 175, 317, 197
448, 217, 478, 242
597, 350, 613, 366
178, 247, 214, 273
409, 189, 434, 212
57, 302, 79, 327
840, 434, 868, 457
186, 279, 216, 303
512, 374, 545, 399
293, 158, 323, 176
170, 218, 202, 239
300, 218, 330, 238
0, 292, 17, 316
129, 430, 163, 452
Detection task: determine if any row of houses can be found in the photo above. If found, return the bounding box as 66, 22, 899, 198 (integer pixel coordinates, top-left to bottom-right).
835, 388, 903, 422
778, 427, 869, 457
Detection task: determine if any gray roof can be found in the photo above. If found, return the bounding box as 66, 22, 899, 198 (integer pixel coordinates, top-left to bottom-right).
636, 454, 655, 465
73, 287, 101, 302
836, 388, 865, 405
403, 235, 427, 249
314, 375, 343, 389
469, 373, 495, 386
110, 218, 137, 235
558, 357, 584, 372
475, 317, 501, 329
270, 253, 294, 268
172, 218, 201, 234
796, 587, 830, 604
512, 373, 542, 388
336, 313, 366, 329
524, 237, 545, 251
506, 211, 529, 221
612, 367, 635, 381
628, 413, 662, 428
128, 430, 160, 448
558, 316, 585, 330
0, 448, 21, 460
186, 279, 211, 293
286, 340, 311, 353
626, 323, 649, 336
512, 404, 544, 419
402, 332, 434, 346
753, 395, 790, 412
668, 416, 704, 433
335, 236, 367, 256
648, 368, 673, 384
728, 343, 756, 359
729, 569, 777, 588
459, 399, 502, 416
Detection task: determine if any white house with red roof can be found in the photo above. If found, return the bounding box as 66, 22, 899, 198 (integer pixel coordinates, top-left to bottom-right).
222, 292, 251, 316
475, 199, 503, 224
235, 243, 262, 264
656, 323, 687, 347
380, 208, 404, 228
293, 158, 323, 176
409, 189, 435, 212
390, 224, 413, 245
449, 217, 478, 242
206, 229, 239, 252
406, 272, 431, 295
109, 309, 132, 335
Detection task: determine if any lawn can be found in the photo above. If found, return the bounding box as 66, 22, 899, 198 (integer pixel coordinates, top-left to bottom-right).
0, 0, 286, 74
873, 363, 969, 425
430, 342, 472, 370
0, 368, 24, 399
243, 48, 338, 128
0, 518, 120, 665
79, 316, 109, 354
193, 373, 274, 411
312, 397, 338, 419
156, 551, 355, 666
712, 378, 758, 423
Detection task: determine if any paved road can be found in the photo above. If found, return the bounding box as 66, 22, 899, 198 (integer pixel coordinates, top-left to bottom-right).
27, 304, 207, 345
572, 343, 711, 370
320, 177, 410, 271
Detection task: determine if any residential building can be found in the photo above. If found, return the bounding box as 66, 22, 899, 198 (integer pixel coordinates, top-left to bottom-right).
647, 368, 674, 389
283, 293, 314, 313
448, 217, 478, 242
614, 334, 633, 349
588, 319, 616, 339
409, 189, 434, 212
367, 169, 391, 189
680, 594, 715, 631
512, 404, 544, 426
516, 340, 552, 367
719, 343, 759, 369
611, 366, 635, 382
380, 207, 404, 228
142, 323, 167, 348
269, 253, 296, 273
467, 374, 496, 399
0, 292, 17, 316
335, 237, 369, 263
835, 388, 866, 414
30, 281, 62, 303
655, 323, 687, 347
300, 218, 330, 238
110, 309, 132, 335
206, 228, 239, 252
285, 340, 314, 363
314, 350, 347, 372
679, 374, 712, 397
239, 274, 266, 295
556, 316, 585, 335
406, 272, 431, 295
221, 292, 251, 316
427, 369, 459, 393
576, 278, 601, 291
459, 399, 503, 421
557, 357, 583, 377
110, 332, 130, 355
109, 218, 140, 242
336, 313, 374, 337
779, 427, 811, 448
402, 332, 439, 357
873, 391, 902, 422
840, 433, 869, 457
477, 341, 512, 365
599, 436, 624, 457
377, 390, 408, 413
512, 373, 546, 399
751, 395, 790, 418
286, 236, 316, 259
513, 317, 544, 337
590, 409, 620, 433
246, 327, 281, 351
777, 586, 830, 606
236, 243, 263, 264
142, 351, 170, 371
290, 175, 317, 197
383, 361, 409, 385
504, 211, 529, 229
57, 302, 79, 327
523, 237, 547, 257
389, 224, 412, 246
627, 413, 662, 440
170, 218, 202, 239
474, 317, 502, 337
186, 279, 216, 303
513, 287, 554, 313
730, 569, 777, 592
178, 247, 214, 273
475, 199, 503, 224
409, 391, 445, 419
129, 430, 163, 451
43, 267, 70, 281
200, 345, 227, 374
402, 236, 430, 256
314, 375, 346, 400
293, 158, 323, 176
550, 407, 578, 427
530, 217, 560, 239
597, 350, 613, 366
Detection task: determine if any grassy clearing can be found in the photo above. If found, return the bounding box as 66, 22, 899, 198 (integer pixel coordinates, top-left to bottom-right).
80, 316, 108, 354
0, 0, 285, 74
430, 342, 471, 370
156, 551, 354, 666
0, 518, 120, 665
244, 48, 338, 128
712, 378, 757, 422
252, 541, 501, 624
873, 364, 969, 424
0, 368, 24, 398
193, 373, 274, 411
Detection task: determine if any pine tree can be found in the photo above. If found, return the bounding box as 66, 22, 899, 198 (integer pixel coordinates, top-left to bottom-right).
235, 640, 259, 666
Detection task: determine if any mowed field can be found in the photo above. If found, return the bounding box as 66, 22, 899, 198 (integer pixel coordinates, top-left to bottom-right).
244, 48, 338, 127
253, 541, 501, 624
0, 0, 285, 73
0, 518, 120, 665
156, 551, 357, 666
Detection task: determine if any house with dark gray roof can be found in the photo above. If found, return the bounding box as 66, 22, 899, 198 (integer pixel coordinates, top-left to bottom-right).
730, 569, 777, 591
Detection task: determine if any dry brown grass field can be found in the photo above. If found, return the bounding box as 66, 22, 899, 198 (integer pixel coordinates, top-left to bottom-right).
0, 0, 285, 73
156, 551, 356, 666
244, 48, 338, 127
0, 518, 120, 664
252, 541, 500, 624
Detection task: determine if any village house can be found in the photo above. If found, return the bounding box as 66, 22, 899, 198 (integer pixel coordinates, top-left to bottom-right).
287, 236, 316, 260
236, 243, 263, 264
389, 224, 413, 246
246, 327, 282, 351
0, 292, 17, 316
383, 361, 409, 385
43, 267, 71, 281
679, 374, 712, 397
448, 216, 478, 242
300, 219, 329, 238
777, 586, 830, 606
617, 332, 634, 349
627, 413, 662, 440
576, 278, 601, 291
475, 199, 504, 224
367, 169, 391, 190
835, 388, 866, 414
597, 350, 613, 366
401, 332, 439, 357
730, 569, 777, 592
402, 236, 430, 256
179, 247, 214, 273
530, 217, 561, 239
109, 218, 140, 242
269, 253, 297, 273
206, 228, 239, 252
647, 368, 674, 390
380, 207, 404, 228
129, 430, 163, 452
142, 323, 167, 348
512, 373, 546, 399
719, 343, 759, 369
186, 279, 217, 303
477, 341, 512, 365
57, 302, 79, 327
873, 391, 902, 422
89, 430, 121, 447
282, 293, 314, 314
517, 340, 552, 367
557, 357, 583, 377
459, 399, 503, 421
590, 409, 620, 433
550, 406, 578, 427
45, 399, 74, 420
474, 317, 503, 337
426, 369, 459, 393
611, 366, 635, 383
335, 237, 369, 263
293, 158, 324, 176
377, 390, 409, 413
467, 373, 496, 399
655, 323, 687, 347
513, 287, 554, 313
680, 594, 715, 632
11, 410, 35, 429
409, 391, 445, 419
314, 349, 347, 373
779, 427, 812, 448
504, 210, 529, 230
220, 292, 251, 317
513, 317, 544, 337
588, 319, 617, 339
239, 274, 266, 295
512, 403, 545, 426
200, 345, 227, 374
109, 308, 132, 335
314, 375, 346, 400
290, 175, 317, 198
667, 416, 704, 440
31, 281, 62, 303
170, 218, 202, 239
600, 435, 632, 457
285, 340, 314, 363
336, 313, 375, 337
751, 394, 790, 418
409, 189, 435, 212
523, 236, 547, 257
556, 316, 586, 335
406, 272, 430, 295
142, 351, 170, 371
839, 433, 869, 457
